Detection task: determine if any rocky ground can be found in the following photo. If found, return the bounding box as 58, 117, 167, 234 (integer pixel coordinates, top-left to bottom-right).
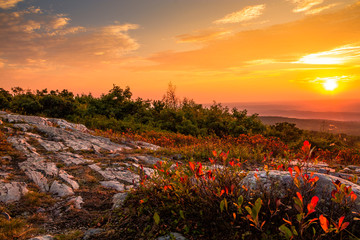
0, 111, 170, 239
1, 111, 360, 240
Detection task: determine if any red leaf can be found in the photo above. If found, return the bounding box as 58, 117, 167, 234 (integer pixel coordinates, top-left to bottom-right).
212, 150, 218, 157
351, 192, 357, 201
296, 192, 303, 204
338, 216, 344, 228
288, 167, 293, 176
319, 215, 329, 233
340, 222, 350, 231
189, 162, 195, 172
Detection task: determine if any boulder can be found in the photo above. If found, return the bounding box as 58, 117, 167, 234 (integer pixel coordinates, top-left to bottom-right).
49, 181, 74, 197
0, 181, 28, 203
240, 170, 360, 206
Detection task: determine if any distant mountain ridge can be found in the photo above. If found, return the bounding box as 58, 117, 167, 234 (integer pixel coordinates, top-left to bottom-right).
259, 116, 360, 136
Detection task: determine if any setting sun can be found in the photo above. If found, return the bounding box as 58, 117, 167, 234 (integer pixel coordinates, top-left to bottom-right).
323, 78, 338, 91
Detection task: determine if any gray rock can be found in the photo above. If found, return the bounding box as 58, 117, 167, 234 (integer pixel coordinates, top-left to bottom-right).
68, 196, 84, 209
1, 155, 12, 161
49, 181, 74, 197
7, 135, 39, 157
20, 157, 58, 176
112, 192, 128, 209
13, 123, 34, 132
56, 152, 92, 165
136, 155, 161, 166
89, 164, 140, 184
83, 228, 104, 240
29, 235, 54, 240
240, 170, 360, 205
25, 170, 49, 192
0, 181, 28, 203
59, 170, 79, 190
134, 141, 160, 151
100, 181, 125, 191
157, 232, 187, 240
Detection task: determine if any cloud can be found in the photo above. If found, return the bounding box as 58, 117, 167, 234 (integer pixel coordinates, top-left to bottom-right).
214, 4, 266, 24
0, 0, 23, 9
0, 7, 140, 67
176, 29, 231, 43
287, 0, 324, 13
297, 45, 360, 64
304, 3, 340, 14
147, 2, 360, 70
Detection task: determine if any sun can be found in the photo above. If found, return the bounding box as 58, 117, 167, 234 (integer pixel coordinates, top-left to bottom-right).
323, 78, 338, 91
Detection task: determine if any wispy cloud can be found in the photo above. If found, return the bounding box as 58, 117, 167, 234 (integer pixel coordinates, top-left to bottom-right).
176, 29, 231, 43
305, 3, 340, 14
297, 45, 360, 64
0, 7, 140, 67
214, 4, 266, 24
287, 0, 324, 13
0, 0, 23, 9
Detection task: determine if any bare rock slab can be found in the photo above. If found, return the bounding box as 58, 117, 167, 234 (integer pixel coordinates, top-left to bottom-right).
49, 181, 74, 197
0, 181, 28, 203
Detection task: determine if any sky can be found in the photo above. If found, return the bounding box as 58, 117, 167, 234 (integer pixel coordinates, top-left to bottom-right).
1, 0, 360, 106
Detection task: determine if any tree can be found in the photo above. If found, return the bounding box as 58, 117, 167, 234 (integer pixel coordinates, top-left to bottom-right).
162, 82, 179, 109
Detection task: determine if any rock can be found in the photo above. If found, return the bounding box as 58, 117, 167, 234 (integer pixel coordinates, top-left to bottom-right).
29, 235, 54, 240
59, 170, 79, 190
83, 228, 104, 240
13, 123, 34, 131
49, 181, 74, 197
1, 155, 12, 161
0, 172, 9, 179
25, 170, 49, 192
89, 164, 140, 184
67, 196, 84, 209
112, 192, 128, 209
136, 155, 161, 166
240, 170, 360, 205
134, 141, 160, 151
100, 181, 125, 191
346, 165, 359, 170
7, 135, 39, 157
20, 157, 58, 176
0, 181, 28, 203
157, 232, 187, 240
56, 152, 92, 165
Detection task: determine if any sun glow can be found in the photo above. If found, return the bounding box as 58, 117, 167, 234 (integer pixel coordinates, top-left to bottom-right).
322, 78, 338, 91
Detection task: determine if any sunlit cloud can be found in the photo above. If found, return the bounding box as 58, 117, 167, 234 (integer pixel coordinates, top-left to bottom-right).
50, 16, 70, 29
297, 45, 360, 64
0, 7, 140, 67
0, 0, 23, 9
176, 29, 231, 43
287, 0, 324, 13
244, 59, 279, 66
305, 3, 340, 15
214, 4, 266, 24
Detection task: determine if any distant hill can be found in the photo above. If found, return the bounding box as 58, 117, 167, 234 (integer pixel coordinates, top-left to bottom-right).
219, 99, 360, 122
259, 116, 360, 136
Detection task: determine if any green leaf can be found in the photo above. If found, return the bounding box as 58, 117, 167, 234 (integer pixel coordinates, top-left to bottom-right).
154, 212, 160, 225
279, 224, 293, 239
179, 210, 185, 220
220, 199, 225, 213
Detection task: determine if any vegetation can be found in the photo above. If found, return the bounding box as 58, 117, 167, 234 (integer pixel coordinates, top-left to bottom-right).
1, 84, 360, 239
103, 142, 360, 239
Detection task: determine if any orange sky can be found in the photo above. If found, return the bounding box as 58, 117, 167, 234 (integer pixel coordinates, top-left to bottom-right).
1, 0, 360, 105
